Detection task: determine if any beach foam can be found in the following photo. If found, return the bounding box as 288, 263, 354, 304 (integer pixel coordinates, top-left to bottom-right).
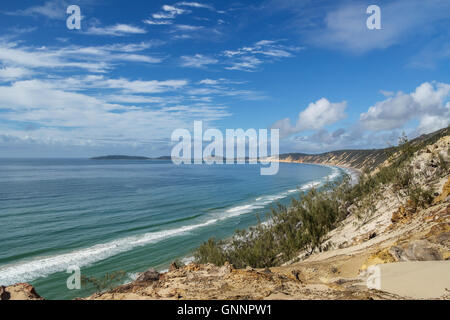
0, 167, 344, 286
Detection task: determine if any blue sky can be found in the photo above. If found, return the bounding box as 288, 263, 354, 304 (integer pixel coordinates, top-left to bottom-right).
0, 0, 449, 157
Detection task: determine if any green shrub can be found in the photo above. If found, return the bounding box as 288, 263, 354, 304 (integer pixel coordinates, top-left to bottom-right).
194, 130, 448, 269
409, 186, 434, 210
194, 181, 346, 268
194, 238, 227, 266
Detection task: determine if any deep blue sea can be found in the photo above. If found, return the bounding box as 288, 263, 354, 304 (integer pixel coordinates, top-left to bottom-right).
0, 159, 343, 299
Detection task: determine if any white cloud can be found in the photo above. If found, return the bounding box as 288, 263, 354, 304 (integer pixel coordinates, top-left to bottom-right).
180, 54, 218, 68
0, 78, 230, 149
225, 56, 262, 71
223, 40, 300, 71
143, 19, 173, 25
305, 0, 450, 54
360, 82, 450, 133
0, 67, 33, 81
199, 79, 220, 85
7, 0, 68, 20
151, 4, 188, 20
271, 98, 347, 137
176, 2, 215, 11
298, 98, 347, 131
0, 42, 108, 72
86, 24, 147, 36
417, 114, 449, 134
360, 93, 417, 131
102, 78, 188, 93
0, 41, 161, 73
380, 90, 394, 97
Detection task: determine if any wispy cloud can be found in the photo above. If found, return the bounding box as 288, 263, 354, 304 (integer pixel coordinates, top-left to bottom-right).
0, 40, 162, 74
225, 56, 262, 71
176, 2, 215, 11
224, 40, 301, 71
0, 67, 33, 81
85, 24, 147, 36
6, 0, 68, 20
180, 54, 218, 68
144, 2, 219, 28
143, 19, 173, 25
302, 0, 450, 54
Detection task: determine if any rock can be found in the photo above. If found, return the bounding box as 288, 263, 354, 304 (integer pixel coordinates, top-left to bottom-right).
361, 248, 396, 270
136, 268, 160, 282
291, 270, 301, 281
389, 246, 404, 261
425, 223, 450, 246
434, 232, 450, 247
0, 283, 43, 300
262, 267, 272, 274
0, 286, 11, 300
390, 240, 442, 261
169, 261, 179, 271
391, 205, 414, 224
433, 177, 450, 204
403, 240, 442, 261
220, 262, 235, 274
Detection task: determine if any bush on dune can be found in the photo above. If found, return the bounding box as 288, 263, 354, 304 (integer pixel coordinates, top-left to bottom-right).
194, 132, 449, 268
194, 179, 349, 268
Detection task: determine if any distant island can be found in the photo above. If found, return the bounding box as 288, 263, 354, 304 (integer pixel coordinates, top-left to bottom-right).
90, 155, 171, 160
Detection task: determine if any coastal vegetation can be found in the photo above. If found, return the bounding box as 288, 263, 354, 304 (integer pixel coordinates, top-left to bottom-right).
194, 127, 449, 268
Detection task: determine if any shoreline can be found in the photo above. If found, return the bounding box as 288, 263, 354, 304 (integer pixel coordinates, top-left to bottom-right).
1, 161, 358, 298
275, 159, 362, 185
153, 161, 357, 275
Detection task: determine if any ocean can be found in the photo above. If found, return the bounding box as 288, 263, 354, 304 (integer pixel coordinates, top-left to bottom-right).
0, 159, 344, 299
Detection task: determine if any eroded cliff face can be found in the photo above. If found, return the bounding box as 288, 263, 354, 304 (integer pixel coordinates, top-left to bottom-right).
278, 127, 449, 171
278, 150, 385, 171
84, 261, 403, 300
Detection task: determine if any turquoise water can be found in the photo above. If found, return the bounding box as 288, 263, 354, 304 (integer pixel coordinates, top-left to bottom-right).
0, 159, 342, 299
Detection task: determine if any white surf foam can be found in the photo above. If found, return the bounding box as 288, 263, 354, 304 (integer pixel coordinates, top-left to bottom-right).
0, 170, 344, 286
0, 219, 218, 286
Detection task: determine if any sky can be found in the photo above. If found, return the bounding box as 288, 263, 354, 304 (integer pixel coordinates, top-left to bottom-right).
0, 0, 449, 157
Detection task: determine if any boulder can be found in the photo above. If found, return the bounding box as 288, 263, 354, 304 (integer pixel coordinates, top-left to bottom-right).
136, 268, 160, 282
390, 240, 442, 261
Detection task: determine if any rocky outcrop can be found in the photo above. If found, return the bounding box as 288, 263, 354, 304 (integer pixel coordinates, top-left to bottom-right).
434, 177, 450, 204
0, 284, 43, 300
135, 268, 160, 282
389, 240, 442, 261
85, 262, 401, 300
